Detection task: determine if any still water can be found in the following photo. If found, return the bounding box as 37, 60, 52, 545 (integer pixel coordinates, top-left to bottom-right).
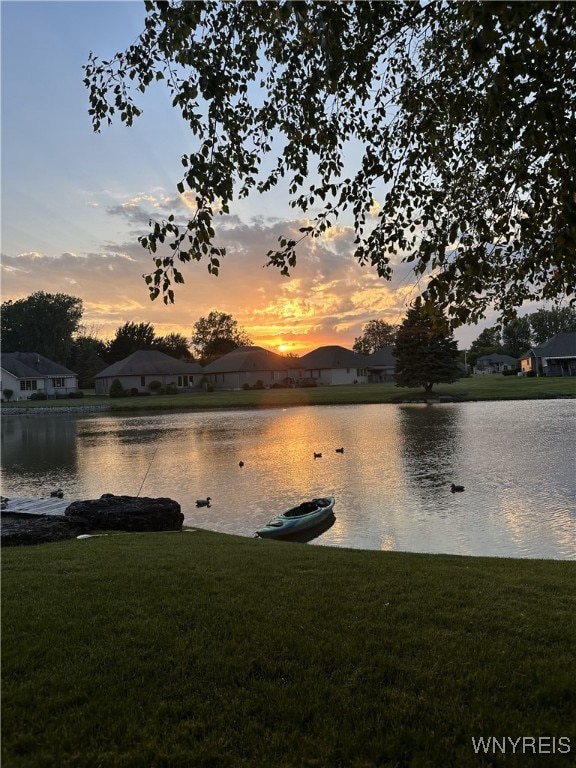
1, 401, 575, 559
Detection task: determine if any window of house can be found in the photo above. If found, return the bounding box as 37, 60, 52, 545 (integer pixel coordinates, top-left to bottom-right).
20, 380, 37, 391
178, 375, 189, 387
52, 377, 65, 387
141, 376, 146, 386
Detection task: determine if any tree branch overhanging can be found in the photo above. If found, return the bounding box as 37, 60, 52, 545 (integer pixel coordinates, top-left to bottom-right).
84, 0, 576, 325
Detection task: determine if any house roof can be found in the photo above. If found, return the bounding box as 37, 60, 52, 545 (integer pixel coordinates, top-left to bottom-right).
1, 352, 77, 378
298, 345, 369, 369
95, 350, 203, 379
363, 346, 396, 368
476, 353, 518, 364
525, 331, 576, 360
202, 346, 296, 374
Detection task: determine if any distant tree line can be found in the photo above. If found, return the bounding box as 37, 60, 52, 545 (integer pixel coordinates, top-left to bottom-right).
0, 293, 253, 387
4, 292, 572, 394
466, 308, 576, 367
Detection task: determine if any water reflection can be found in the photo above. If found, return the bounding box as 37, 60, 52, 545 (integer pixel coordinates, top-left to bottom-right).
1, 415, 79, 494
1, 402, 575, 559
398, 404, 463, 501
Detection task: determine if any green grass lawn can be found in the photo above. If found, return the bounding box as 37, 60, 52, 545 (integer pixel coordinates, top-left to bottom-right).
3, 375, 575, 414
2, 532, 575, 767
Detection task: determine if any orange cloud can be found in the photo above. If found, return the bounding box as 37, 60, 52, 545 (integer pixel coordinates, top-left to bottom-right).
1, 190, 456, 353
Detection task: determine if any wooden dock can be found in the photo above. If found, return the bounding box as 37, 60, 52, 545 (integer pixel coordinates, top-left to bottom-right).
1, 497, 71, 517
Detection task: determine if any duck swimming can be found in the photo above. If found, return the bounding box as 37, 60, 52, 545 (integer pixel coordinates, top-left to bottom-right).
196, 497, 212, 507
451, 484, 465, 493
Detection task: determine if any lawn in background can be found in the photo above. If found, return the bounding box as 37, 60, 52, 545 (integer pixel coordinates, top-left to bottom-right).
2, 374, 575, 414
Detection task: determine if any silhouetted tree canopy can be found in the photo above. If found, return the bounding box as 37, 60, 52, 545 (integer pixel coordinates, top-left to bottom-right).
501, 316, 533, 359
1, 292, 83, 364
154, 332, 193, 359
353, 319, 398, 355
67, 335, 109, 389
528, 307, 576, 344
191, 311, 251, 360
106, 321, 156, 362
85, 1, 576, 326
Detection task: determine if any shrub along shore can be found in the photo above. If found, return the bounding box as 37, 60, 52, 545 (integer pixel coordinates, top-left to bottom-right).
2, 531, 575, 767
2, 375, 575, 415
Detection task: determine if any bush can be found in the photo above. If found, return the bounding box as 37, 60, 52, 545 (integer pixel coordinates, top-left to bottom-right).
254, 380, 265, 389
298, 378, 318, 388
29, 392, 48, 400
526, 370, 537, 378
165, 384, 178, 395
242, 383, 251, 390
109, 379, 126, 398
68, 390, 85, 398
148, 380, 162, 393
502, 369, 519, 376
130, 388, 140, 396
3, 389, 14, 402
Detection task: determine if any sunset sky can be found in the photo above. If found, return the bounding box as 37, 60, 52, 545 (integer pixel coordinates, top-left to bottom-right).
1, 1, 541, 354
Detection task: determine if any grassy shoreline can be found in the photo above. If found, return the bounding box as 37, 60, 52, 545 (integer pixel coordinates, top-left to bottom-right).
2, 530, 575, 767
2, 375, 575, 414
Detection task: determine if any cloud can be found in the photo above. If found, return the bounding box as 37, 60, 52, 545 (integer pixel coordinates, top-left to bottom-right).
105, 190, 226, 229
2, 190, 430, 353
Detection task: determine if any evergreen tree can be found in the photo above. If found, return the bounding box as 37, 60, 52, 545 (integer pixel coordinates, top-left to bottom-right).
394, 300, 460, 394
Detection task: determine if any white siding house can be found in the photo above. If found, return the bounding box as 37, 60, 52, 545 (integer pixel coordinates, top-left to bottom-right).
474, 353, 518, 374
1, 352, 79, 401
298, 346, 369, 385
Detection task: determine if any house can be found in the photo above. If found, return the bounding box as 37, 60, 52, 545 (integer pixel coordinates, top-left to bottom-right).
94, 350, 203, 395
1, 352, 79, 400
364, 346, 396, 382
519, 332, 576, 376
202, 346, 302, 389
474, 353, 518, 374
298, 345, 369, 385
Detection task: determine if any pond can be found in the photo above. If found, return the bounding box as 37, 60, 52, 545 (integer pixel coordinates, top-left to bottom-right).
1, 400, 575, 559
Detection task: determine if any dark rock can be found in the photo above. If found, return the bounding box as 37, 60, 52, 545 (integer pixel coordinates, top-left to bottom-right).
65, 494, 183, 532
1, 514, 89, 547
